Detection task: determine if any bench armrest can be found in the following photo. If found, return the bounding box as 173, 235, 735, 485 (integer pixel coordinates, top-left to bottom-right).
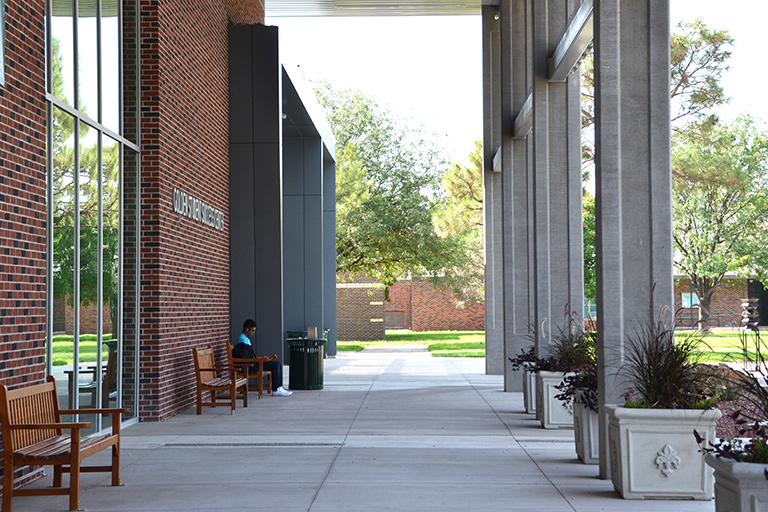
59, 408, 130, 415
233, 356, 271, 363
9, 422, 91, 430
197, 365, 232, 372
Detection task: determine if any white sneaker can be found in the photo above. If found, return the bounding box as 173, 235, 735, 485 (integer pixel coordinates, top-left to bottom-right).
273, 386, 292, 397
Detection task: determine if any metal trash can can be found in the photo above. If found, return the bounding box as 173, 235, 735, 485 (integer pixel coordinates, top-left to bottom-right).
287, 338, 326, 390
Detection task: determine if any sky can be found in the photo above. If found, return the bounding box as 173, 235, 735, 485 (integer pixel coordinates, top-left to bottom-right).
267, 1, 768, 166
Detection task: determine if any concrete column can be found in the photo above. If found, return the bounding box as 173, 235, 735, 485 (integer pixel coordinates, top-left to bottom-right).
323, 155, 337, 356
594, 0, 673, 478
493, 0, 529, 391
505, 0, 534, 391
283, 137, 325, 362
531, 0, 553, 347
482, 5, 504, 376
530, 0, 584, 352
229, 24, 285, 359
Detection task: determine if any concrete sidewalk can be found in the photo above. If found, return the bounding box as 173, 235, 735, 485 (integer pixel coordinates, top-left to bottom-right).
14, 350, 716, 511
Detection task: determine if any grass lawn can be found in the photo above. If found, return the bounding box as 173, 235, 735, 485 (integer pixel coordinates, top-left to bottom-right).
338, 330, 485, 357
337, 328, 761, 361
692, 330, 763, 364
51, 334, 112, 366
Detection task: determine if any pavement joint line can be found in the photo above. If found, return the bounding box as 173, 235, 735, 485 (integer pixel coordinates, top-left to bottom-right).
166, 443, 344, 447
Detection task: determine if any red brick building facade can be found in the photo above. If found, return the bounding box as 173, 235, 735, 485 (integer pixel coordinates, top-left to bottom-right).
673, 277, 766, 329
336, 277, 484, 340
0, 0, 48, 390
0, 0, 268, 423
386, 279, 485, 331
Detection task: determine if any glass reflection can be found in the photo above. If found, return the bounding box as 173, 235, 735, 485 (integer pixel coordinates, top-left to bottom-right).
102, 4, 121, 133
101, 135, 121, 429
50, 0, 75, 106
78, 124, 100, 430
51, 106, 76, 411
77, 2, 99, 120
122, 0, 139, 144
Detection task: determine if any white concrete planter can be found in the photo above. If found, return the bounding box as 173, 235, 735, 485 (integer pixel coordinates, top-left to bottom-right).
706, 454, 768, 511
523, 366, 536, 414
573, 392, 599, 464
606, 404, 721, 500
535, 371, 573, 429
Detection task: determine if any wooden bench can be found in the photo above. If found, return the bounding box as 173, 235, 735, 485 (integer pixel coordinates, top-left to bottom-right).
0, 376, 128, 512
227, 342, 273, 399
192, 345, 248, 414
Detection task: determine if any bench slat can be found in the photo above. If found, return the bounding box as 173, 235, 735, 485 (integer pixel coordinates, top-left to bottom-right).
15, 434, 112, 460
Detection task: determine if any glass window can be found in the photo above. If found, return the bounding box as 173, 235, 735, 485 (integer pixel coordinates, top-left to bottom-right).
77, 2, 99, 120
102, 4, 121, 133
47, 0, 140, 424
51, 106, 76, 410
681, 292, 699, 308
50, 0, 75, 106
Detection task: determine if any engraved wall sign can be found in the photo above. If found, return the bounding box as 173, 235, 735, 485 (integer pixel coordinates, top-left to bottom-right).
172, 188, 225, 231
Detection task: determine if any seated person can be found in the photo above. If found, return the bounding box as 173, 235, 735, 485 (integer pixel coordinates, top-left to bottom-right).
233, 319, 292, 397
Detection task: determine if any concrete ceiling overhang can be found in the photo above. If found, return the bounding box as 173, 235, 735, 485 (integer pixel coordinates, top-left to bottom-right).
265, 0, 498, 17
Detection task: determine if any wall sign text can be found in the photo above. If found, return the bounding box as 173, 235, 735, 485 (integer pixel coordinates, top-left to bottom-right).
172, 188, 225, 231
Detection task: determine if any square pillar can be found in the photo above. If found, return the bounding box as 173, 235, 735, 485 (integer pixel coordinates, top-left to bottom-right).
229, 24, 285, 358
594, 0, 673, 478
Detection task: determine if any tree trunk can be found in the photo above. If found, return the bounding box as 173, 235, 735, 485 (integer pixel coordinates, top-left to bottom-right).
697, 294, 712, 334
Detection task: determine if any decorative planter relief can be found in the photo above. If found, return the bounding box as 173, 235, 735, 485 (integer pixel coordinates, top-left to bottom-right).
606, 404, 721, 500
523, 366, 536, 414
573, 391, 599, 464
706, 454, 768, 512
535, 371, 573, 429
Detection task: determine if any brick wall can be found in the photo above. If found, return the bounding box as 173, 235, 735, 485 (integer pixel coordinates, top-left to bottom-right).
0, 0, 48, 391
336, 280, 386, 341
386, 279, 484, 331
385, 280, 412, 328
674, 278, 750, 329
135, 0, 265, 421
0, 0, 48, 490
336, 277, 485, 337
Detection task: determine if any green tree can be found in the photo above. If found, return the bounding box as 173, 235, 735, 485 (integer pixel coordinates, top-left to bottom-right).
432, 141, 485, 305
581, 20, 734, 170
582, 192, 596, 303
673, 116, 768, 331
314, 83, 462, 291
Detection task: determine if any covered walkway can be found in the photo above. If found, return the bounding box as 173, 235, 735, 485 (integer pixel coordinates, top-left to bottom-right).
16, 351, 713, 511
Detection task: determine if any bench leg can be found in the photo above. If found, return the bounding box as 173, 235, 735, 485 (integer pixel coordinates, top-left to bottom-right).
68, 464, 80, 511
3, 458, 14, 512
112, 444, 121, 486
53, 465, 63, 487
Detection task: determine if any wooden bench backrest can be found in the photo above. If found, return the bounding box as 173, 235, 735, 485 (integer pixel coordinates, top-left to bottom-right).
0, 378, 61, 452
193, 346, 217, 382
104, 344, 118, 394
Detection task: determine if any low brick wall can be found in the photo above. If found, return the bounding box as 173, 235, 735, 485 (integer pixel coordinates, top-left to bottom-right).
336, 281, 386, 341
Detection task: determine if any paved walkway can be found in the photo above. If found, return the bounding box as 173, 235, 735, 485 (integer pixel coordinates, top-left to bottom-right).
15, 350, 716, 511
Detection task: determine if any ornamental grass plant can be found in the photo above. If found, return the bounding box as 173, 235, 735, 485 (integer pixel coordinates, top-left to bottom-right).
509, 306, 596, 375
620, 311, 722, 409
